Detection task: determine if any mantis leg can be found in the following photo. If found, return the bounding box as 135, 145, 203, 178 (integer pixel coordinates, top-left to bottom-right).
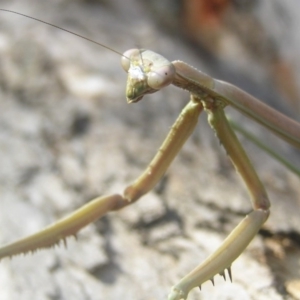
0, 97, 203, 260
168, 100, 270, 300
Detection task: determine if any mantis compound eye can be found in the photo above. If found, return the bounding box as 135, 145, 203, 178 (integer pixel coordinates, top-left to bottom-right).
147, 64, 175, 90
121, 49, 140, 72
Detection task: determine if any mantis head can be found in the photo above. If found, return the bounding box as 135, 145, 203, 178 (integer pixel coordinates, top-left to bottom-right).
122, 49, 175, 103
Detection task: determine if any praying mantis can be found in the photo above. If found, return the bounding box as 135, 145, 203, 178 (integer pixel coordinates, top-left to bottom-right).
1, 7, 300, 300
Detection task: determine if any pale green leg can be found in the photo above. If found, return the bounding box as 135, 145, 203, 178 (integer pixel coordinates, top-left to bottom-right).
0, 97, 203, 260
168, 101, 270, 300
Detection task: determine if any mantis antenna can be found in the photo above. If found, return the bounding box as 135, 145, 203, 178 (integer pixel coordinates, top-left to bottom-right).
0, 9, 166, 96
0, 9, 127, 59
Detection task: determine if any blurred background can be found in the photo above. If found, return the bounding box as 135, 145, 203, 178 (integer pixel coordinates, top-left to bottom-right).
0, 1, 299, 299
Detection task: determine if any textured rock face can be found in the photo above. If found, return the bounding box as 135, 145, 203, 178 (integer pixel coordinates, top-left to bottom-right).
0, 1, 299, 300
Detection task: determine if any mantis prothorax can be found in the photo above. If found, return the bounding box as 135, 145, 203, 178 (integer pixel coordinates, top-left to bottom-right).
1, 9, 300, 300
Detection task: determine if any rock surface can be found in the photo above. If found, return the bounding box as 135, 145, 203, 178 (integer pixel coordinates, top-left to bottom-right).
0, 1, 300, 300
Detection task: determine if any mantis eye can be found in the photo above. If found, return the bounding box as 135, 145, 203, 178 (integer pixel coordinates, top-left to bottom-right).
147, 64, 175, 90
121, 49, 139, 72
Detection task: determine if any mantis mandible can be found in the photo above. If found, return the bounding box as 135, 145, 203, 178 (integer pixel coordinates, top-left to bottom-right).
1, 9, 300, 300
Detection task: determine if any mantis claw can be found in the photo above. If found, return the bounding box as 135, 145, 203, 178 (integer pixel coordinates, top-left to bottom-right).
219, 270, 226, 281
227, 266, 233, 282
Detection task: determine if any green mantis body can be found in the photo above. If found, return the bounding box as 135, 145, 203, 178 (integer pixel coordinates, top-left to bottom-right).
1, 9, 300, 300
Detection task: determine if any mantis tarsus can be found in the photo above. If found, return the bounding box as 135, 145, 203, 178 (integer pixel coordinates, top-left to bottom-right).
1, 9, 300, 300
